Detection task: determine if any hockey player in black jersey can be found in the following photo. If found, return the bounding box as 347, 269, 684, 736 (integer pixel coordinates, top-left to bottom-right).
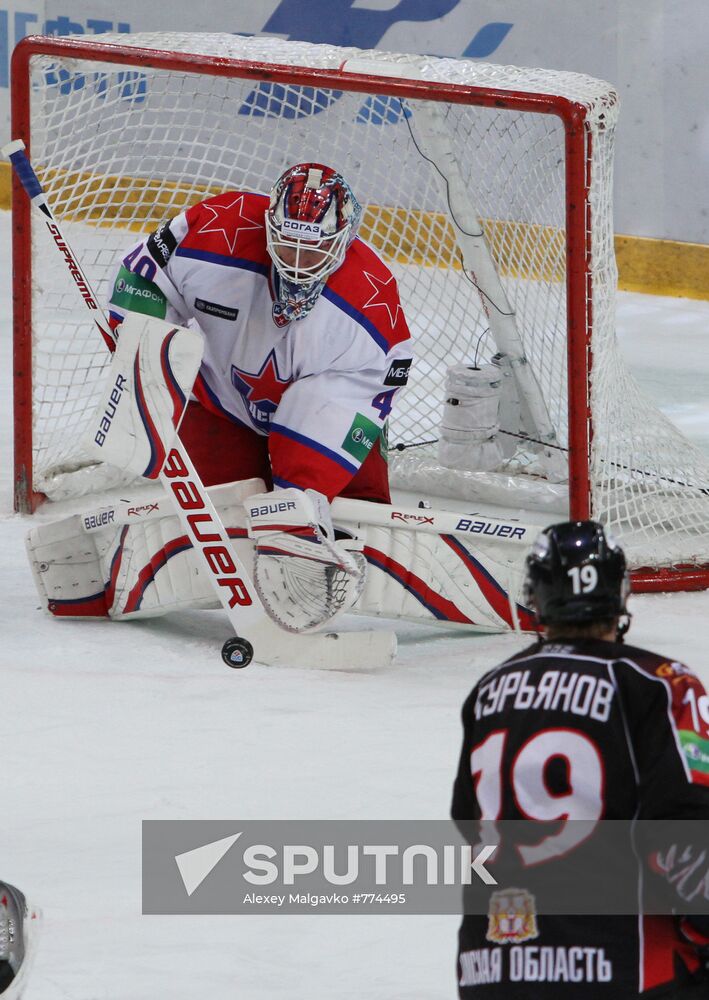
452, 521, 709, 998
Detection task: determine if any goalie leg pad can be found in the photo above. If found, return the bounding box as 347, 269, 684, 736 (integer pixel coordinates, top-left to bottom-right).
334, 516, 535, 633
26, 481, 263, 620
246, 488, 366, 633
26, 514, 113, 617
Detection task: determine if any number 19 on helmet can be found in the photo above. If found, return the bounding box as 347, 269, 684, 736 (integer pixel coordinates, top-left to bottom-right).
523, 520, 630, 631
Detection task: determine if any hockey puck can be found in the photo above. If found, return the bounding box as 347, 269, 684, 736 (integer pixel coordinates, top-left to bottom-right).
221, 636, 254, 669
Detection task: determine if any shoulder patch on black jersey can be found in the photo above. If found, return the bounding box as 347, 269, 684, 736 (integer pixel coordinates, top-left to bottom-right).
654, 659, 694, 681
146, 220, 177, 269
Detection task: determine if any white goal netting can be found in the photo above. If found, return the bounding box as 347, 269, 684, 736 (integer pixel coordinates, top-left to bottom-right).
16, 32, 709, 572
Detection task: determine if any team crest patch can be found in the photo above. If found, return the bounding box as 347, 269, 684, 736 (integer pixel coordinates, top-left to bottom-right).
342, 413, 381, 463
656, 660, 693, 679
231, 349, 292, 430
486, 887, 539, 945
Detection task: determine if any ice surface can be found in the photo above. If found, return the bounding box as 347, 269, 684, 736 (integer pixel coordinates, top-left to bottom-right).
2, 210, 709, 998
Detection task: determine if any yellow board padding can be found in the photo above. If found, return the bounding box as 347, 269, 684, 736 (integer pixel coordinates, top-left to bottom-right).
362, 205, 565, 280
0, 162, 567, 280
614, 234, 709, 301
0, 162, 9, 201
0, 161, 706, 299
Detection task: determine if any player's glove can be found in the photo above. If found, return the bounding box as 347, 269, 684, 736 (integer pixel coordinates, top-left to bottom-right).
246, 487, 366, 633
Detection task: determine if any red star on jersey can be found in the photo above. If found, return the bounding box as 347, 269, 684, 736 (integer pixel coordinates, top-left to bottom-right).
362, 270, 403, 327
231, 350, 292, 415
196, 194, 263, 255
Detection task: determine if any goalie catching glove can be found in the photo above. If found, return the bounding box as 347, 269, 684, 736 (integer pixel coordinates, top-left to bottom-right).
246, 488, 366, 633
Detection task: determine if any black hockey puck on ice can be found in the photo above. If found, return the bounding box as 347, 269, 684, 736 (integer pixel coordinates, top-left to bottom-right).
221, 636, 254, 669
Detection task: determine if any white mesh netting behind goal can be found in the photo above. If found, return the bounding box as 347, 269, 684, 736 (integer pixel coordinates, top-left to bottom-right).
13, 32, 709, 576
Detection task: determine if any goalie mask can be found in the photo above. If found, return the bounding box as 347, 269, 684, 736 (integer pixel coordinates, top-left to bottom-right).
266, 163, 362, 324
523, 520, 630, 632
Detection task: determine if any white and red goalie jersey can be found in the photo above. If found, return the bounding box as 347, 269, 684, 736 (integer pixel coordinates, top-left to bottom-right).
107, 190, 413, 499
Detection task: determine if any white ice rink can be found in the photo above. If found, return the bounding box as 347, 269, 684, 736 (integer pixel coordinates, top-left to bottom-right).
2, 209, 709, 999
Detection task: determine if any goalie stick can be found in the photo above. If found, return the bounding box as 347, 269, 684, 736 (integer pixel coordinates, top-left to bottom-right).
4, 139, 397, 671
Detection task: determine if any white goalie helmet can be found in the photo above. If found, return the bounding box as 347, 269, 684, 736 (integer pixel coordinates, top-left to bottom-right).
265, 163, 362, 323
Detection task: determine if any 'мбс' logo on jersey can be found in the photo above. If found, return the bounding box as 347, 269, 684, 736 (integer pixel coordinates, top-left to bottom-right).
384, 358, 412, 386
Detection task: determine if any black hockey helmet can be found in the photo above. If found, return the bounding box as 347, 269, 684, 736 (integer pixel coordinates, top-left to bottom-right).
523, 520, 630, 627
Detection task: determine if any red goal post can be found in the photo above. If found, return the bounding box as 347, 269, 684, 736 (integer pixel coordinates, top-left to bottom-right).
9, 32, 709, 591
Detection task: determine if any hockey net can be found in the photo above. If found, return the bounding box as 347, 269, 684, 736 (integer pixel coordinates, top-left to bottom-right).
10, 32, 709, 587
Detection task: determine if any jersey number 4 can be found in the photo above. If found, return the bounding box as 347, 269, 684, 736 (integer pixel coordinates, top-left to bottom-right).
471, 727, 605, 865
371, 389, 396, 421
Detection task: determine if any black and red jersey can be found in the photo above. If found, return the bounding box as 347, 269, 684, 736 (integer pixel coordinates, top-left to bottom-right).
452, 637, 709, 998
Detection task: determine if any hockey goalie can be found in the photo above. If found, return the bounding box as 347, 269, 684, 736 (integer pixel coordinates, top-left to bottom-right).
25, 161, 534, 654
